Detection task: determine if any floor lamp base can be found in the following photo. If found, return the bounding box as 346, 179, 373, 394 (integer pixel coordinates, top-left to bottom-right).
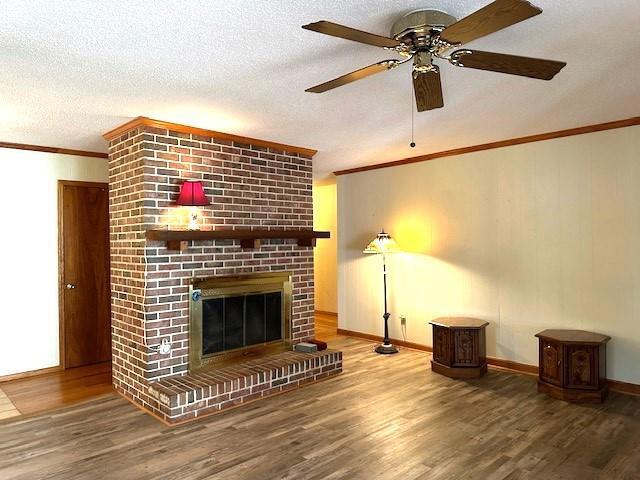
375, 343, 399, 355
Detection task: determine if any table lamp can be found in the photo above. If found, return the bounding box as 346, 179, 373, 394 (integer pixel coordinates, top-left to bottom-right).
176, 180, 210, 230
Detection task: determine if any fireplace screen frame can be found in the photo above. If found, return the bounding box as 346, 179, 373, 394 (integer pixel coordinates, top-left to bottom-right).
189, 272, 292, 371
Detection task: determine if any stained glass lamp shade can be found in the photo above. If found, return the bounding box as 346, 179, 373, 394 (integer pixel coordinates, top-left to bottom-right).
363, 230, 401, 255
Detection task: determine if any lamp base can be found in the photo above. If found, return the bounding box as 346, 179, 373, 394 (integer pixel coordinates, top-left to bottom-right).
375, 343, 399, 355
187, 208, 200, 230
187, 220, 200, 231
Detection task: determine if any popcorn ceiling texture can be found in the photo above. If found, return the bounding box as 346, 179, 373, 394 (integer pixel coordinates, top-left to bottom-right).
108, 122, 321, 421
4, 1, 640, 180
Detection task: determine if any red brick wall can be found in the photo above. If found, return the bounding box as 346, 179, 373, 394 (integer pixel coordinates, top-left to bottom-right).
107, 123, 315, 412
149, 350, 342, 424
109, 127, 150, 406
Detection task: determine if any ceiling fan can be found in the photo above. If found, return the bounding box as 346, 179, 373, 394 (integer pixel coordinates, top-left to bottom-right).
302, 0, 566, 112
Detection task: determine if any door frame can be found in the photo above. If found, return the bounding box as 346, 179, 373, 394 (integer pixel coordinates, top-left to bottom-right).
58, 180, 110, 370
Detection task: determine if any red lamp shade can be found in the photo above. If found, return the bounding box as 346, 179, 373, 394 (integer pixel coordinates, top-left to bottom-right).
176, 181, 210, 206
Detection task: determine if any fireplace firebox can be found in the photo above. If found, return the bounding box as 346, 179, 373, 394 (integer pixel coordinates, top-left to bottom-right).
189, 272, 292, 371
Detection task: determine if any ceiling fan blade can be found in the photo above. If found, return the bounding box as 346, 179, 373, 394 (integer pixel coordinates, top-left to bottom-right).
440, 0, 542, 45
450, 49, 566, 80
306, 60, 397, 93
302, 21, 402, 49
413, 68, 444, 111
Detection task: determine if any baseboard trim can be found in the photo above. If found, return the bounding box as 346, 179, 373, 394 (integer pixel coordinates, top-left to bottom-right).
337, 328, 432, 353
608, 379, 640, 397
337, 328, 640, 396
315, 310, 338, 317
0, 365, 62, 383
486, 357, 538, 376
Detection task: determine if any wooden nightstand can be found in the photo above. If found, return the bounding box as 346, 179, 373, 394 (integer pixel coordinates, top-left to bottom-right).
535, 329, 611, 403
429, 317, 489, 379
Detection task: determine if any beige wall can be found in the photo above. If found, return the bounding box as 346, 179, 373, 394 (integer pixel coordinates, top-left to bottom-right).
338, 125, 640, 384
0, 148, 108, 377
313, 183, 338, 313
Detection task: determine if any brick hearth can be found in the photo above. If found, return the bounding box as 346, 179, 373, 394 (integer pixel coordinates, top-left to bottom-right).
149, 350, 342, 424
104, 117, 342, 422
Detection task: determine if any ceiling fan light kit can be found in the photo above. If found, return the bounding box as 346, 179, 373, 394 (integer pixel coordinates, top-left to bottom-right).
302, 0, 567, 112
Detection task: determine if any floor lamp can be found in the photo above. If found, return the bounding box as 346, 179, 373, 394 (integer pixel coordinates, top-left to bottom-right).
363, 230, 401, 354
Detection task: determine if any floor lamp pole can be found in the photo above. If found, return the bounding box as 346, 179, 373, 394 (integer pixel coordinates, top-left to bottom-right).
376, 253, 398, 354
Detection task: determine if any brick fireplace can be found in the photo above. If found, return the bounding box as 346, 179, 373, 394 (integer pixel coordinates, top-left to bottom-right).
104, 117, 342, 424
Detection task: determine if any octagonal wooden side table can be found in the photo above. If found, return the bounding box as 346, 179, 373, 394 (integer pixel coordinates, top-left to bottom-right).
429, 317, 489, 379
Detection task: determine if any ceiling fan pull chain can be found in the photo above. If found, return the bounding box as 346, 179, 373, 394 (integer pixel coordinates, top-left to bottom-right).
410, 75, 416, 148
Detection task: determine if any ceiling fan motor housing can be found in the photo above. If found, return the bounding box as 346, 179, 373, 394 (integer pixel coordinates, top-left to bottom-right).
390, 9, 457, 49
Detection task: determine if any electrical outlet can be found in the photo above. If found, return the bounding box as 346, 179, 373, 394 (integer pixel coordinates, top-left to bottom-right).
400, 315, 407, 326
158, 338, 172, 355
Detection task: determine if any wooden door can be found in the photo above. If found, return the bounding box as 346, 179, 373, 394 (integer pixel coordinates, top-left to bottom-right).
539, 340, 562, 386
59, 181, 111, 368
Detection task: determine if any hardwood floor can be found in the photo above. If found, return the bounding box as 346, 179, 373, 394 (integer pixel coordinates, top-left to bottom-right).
0, 313, 336, 419
1, 337, 639, 479
315, 311, 339, 341
0, 362, 112, 415
0, 388, 19, 420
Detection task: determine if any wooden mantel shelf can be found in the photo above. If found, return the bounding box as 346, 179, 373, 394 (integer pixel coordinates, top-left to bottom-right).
146, 229, 330, 251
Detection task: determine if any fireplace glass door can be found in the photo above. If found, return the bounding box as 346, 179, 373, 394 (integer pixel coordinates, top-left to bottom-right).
189, 272, 292, 371
201, 292, 282, 355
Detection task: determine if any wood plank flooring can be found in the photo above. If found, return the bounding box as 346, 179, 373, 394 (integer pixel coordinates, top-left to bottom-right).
0, 312, 336, 419
0, 362, 113, 415
0, 388, 19, 420
1, 337, 639, 479
315, 311, 339, 341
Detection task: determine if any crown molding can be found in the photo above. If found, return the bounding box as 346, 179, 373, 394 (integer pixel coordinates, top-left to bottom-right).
103, 116, 318, 158
334, 116, 640, 176
0, 141, 107, 159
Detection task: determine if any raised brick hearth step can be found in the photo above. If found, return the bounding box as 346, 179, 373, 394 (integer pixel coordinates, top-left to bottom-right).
148, 349, 342, 424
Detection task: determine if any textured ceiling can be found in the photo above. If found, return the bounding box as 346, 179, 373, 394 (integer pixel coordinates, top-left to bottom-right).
1, 1, 639, 181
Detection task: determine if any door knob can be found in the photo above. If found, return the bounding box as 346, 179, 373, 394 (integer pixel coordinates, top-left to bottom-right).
66, 283, 76, 290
